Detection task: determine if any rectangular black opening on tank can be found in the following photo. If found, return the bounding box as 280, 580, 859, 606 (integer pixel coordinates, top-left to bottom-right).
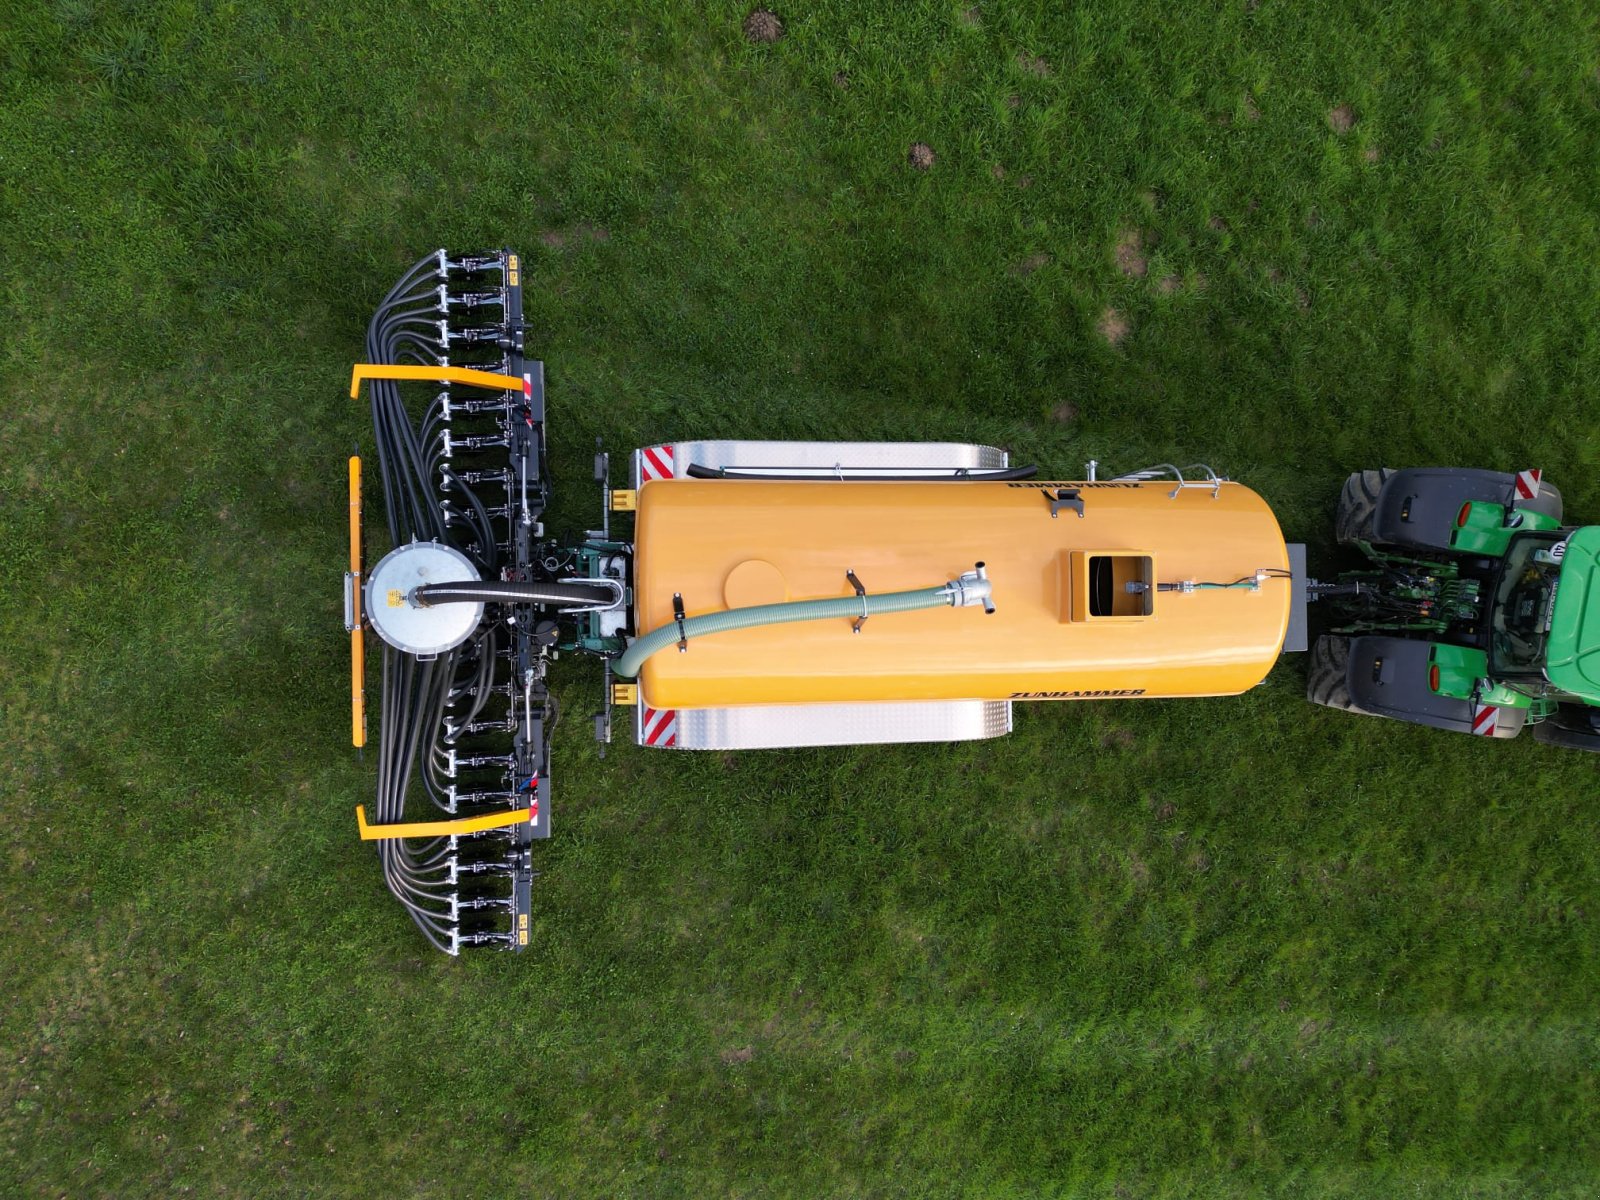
1087, 555, 1154, 617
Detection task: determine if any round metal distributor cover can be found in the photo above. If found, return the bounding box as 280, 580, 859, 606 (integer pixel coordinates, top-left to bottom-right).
365, 542, 483, 656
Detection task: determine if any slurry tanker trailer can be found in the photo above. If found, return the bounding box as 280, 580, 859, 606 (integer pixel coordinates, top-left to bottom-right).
344, 249, 1597, 952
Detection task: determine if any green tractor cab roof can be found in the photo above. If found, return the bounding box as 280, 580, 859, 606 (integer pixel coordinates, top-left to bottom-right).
1546, 526, 1600, 704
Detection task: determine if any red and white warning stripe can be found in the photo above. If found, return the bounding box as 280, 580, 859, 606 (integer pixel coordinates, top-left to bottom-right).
1514, 468, 1542, 501
639, 444, 676, 483
641, 705, 678, 748
1470, 704, 1499, 737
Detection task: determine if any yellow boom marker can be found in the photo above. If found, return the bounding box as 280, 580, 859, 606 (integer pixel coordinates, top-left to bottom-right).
347, 456, 366, 748
354, 803, 536, 841
349, 364, 530, 399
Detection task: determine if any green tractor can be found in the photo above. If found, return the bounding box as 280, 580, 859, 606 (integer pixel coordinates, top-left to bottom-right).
1307, 467, 1600, 750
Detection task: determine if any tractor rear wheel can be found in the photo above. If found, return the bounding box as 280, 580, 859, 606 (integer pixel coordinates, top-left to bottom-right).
1335, 469, 1395, 545
1307, 635, 1366, 713
1532, 705, 1600, 752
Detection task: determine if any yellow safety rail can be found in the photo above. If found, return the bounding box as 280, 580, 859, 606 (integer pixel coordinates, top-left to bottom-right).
348, 456, 366, 748
355, 803, 535, 841
349, 364, 529, 399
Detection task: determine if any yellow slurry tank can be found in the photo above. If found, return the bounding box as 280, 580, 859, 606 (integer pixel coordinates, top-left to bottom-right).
633, 479, 1295, 709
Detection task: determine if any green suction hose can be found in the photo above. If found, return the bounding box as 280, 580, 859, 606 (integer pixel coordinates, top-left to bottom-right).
613, 569, 993, 680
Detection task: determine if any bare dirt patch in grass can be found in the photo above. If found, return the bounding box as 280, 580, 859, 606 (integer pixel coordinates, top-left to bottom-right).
1243, 92, 1261, 122
721, 1045, 755, 1064
991, 163, 1006, 180
832, 71, 849, 89
1011, 252, 1051, 277
1298, 1017, 1331, 1043
1097, 307, 1130, 345
743, 9, 783, 43
908, 142, 936, 170
961, 5, 982, 26
1016, 53, 1052, 77
1156, 275, 1180, 296
1052, 400, 1078, 423
541, 223, 609, 249
1115, 229, 1149, 278
1208, 215, 1228, 233
1327, 104, 1356, 134
1363, 145, 1380, 162
1128, 852, 1151, 887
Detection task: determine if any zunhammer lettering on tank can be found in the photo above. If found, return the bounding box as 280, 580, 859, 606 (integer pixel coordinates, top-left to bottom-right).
1009, 689, 1148, 699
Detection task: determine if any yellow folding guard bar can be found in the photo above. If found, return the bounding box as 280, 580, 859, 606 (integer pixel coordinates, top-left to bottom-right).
355, 804, 535, 841
348, 456, 366, 748
349, 364, 529, 399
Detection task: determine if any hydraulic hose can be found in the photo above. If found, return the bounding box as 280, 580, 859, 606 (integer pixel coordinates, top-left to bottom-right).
414, 579, 617, 608
613, 583, 963, 680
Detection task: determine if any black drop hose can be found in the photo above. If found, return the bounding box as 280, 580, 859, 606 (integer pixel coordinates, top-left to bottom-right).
439, 466, 500, 573
683, 463, 1039, 481
413, 580, 617, 608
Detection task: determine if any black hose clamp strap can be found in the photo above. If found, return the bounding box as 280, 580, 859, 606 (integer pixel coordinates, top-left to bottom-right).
673, 593, 688, 653
846, 569, 869, 634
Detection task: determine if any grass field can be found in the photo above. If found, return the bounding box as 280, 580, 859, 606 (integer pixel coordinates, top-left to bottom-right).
3, 1, 1600, 1195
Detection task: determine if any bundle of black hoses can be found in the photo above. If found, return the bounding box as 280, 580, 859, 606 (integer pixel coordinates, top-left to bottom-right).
374, 644, 462, 952
366, 255, 451, 547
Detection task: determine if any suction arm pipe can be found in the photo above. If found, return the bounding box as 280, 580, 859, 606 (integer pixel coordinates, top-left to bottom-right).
412, 579, 618, 608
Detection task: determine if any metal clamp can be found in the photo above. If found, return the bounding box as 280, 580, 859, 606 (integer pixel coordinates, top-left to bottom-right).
846, 569, 869, 633
1047, 487, 1084, 519
673, 593, 688, 653
943, 563, 996, 613
343, 572, 359, 632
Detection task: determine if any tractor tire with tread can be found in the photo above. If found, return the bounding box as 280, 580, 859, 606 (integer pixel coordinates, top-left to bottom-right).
1307, 635, 1366, 713
1335, 469, 1395, 545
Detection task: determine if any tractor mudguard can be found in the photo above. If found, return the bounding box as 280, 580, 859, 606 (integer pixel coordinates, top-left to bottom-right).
1371, 468, 1525, 553
1345, 635, 1506, 736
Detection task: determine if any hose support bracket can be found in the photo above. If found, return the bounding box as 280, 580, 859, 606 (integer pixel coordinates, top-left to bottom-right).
846, 569, 869, 633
